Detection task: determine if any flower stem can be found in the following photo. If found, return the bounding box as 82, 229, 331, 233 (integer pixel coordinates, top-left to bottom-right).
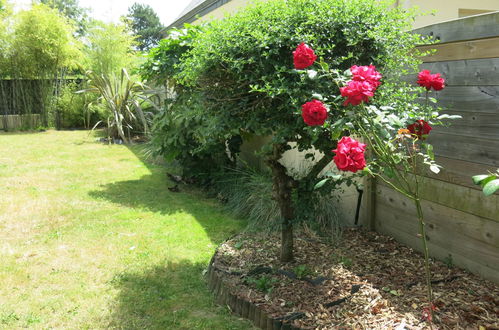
415, 196, 434, 327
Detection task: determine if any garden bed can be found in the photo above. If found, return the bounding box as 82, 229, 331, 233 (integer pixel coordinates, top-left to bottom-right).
208, 228, 499, 329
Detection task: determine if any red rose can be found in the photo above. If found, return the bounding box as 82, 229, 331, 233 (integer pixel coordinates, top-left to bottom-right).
340, 80, 375, 106
293, 43, 317, 70
351, 65, 382, 88
407, 119, 432, 140
333, 136, 366, 173
417, 70, 445, 91
301, 100, 327, 126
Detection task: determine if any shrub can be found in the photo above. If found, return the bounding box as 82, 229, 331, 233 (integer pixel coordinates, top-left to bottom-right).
169, 0, 422, 261
55, 81, 88, 128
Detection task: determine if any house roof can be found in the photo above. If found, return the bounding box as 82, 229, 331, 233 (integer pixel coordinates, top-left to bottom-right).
166, 0, 233, 30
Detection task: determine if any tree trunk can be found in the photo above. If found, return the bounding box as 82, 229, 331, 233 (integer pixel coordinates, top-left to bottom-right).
267, 144, 296, 262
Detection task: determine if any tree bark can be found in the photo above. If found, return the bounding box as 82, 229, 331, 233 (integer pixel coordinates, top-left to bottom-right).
266, 144, 296, 262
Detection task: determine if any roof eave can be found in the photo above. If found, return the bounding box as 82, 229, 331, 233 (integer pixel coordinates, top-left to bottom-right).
166, 0, 232, 31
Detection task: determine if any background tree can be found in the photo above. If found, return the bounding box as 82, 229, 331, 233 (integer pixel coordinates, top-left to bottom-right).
39, 0, 90, 36
84, 21, 137, 76
126, 3, 164, 51
8, 4, 81, 79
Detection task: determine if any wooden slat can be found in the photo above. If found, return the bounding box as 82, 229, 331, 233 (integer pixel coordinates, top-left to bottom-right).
432, 86, 499, 113
375, 212, 499, 283
428, 132, 499, 166
423, 156, 494, 190
419, 58, 499, 86
413, 12, 499, 44
377, 177, 499, 222
418, 37, 499, 62
376, 185, 499, 248
434, 109, 499, 137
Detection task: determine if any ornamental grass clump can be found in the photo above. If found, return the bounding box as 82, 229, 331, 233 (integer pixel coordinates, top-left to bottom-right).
176, 0, 424, 263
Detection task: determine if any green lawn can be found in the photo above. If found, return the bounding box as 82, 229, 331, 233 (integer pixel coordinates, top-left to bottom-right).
0, 130, 253, 329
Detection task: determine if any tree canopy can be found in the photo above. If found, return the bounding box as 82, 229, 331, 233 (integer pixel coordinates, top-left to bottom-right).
84, 21, 137, 76
1, 3, 81, 79
126, 3, 164, 51
39, 0, 90, 35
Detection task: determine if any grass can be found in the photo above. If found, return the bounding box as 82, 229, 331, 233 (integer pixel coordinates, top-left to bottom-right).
0, 130, 254, 329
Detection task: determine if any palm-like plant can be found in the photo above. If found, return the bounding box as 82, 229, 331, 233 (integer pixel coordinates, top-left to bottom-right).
80, 68, 155, 144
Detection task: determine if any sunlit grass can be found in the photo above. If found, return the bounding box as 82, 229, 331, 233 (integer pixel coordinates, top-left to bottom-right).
0, 130, 253, 329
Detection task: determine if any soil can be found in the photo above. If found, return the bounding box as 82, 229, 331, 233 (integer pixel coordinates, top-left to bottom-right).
211, 228, 499, 329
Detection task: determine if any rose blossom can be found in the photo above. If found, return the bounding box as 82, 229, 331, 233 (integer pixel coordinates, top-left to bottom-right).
407, 119, 432, 140
293, 43, 317, 69
301, 100, 327, 126
333, 136, 366, 173
340, 80, 375, 106
417, 70, 445, 91
350, 65, 382, 88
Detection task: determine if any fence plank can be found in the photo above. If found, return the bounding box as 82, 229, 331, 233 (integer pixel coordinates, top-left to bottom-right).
413, 12, 499, 44
423, 156, 494, 190
418, 37, 499, 62
419, 58, 499, 86
431, 110, 499, 140
377, 185, 499, 247
432, 86, 499, 113
378, 177, 499, 222
0, 114, 41, 130
428, 132, 499, 166
375, 206, 499, 283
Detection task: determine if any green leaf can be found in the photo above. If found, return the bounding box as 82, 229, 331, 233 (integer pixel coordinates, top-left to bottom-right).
472, 174, 492, 185
425, 144, 434, 160
311, 93, 323, 101
307, 70, 318, 79
429, 165, 440, 174
314, 178, 329, 190
483, 179, 499, 196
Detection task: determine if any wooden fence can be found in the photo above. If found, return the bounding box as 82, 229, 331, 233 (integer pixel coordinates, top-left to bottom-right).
0, 114, 41, 130
364, 12, 499, 283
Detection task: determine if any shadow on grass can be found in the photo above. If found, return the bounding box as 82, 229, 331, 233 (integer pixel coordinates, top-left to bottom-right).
88, 144, 250, 328
88, 144, 245, 244
108, 260, 250, 329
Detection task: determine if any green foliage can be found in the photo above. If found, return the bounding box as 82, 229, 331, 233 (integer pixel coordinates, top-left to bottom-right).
39, 0, 90, 35
472, 170, 499, 196
143, 24, 232, 183
55, 81, 101, 128
332, 254, 352, 268
293, 265, 312, 279
80, 69, 153, 143
245, 275, 277, 294
140, 24, 204, 85
178, 0, 421, 156
85, 21, 137, 76
443, 254, 454, 269
1, 4, 81, 79
126, 3, 164, 51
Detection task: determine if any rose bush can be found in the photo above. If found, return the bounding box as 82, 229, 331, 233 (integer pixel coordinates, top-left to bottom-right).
307, 62, 456, 324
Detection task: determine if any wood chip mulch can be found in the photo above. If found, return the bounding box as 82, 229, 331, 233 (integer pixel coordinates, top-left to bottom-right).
212, 228, 499, 329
